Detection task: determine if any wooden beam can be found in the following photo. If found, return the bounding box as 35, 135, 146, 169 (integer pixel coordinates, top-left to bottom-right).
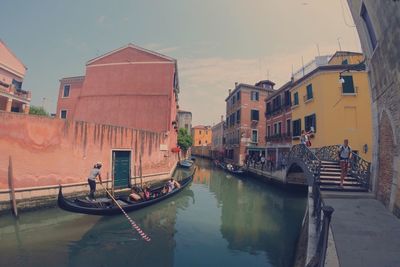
8, 156, 18, 217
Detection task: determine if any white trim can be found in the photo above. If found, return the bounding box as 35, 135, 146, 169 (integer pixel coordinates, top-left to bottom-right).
86, 43, 175, 66
60, 109, 68, 119
87, 61, 175, 68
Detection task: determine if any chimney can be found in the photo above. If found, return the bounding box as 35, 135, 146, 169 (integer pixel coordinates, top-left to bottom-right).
221, 115, 224, 122
235, 82, 238, 87
228, 89, 231, 95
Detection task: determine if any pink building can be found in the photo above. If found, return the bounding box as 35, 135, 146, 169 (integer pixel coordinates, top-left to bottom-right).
265, 81, 292, 168
0, 40, 31, 114
56, 43, 179, 151
57, 43, 179, 133
224, 80, 275, 166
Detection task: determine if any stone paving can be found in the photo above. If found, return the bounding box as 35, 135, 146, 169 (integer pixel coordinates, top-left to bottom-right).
324, 197, 400, 267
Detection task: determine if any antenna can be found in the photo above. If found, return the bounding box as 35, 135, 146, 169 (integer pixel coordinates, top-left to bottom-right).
337, 37, 342, 51
316, 43, 321, 56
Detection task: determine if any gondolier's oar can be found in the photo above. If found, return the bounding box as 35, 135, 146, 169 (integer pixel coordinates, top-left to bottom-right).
100, 183, 151, 242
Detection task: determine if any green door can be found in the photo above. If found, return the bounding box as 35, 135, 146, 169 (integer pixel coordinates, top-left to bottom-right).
113, 151, 131, 189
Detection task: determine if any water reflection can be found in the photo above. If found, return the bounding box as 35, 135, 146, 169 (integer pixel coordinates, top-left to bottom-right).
68, 189, 195, 267
0, 158, 306, 267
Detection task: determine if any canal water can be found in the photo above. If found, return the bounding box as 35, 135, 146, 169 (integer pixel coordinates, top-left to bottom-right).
0, 158, 307, 267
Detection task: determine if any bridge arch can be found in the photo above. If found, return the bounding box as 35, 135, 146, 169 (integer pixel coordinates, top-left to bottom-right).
286, 159, 315, 186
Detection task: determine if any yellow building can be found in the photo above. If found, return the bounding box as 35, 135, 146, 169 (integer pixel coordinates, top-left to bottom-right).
290, 51, 373, 161
191, 125, 212, 147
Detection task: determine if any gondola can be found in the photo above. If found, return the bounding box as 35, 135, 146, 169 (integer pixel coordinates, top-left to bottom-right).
178, 159, 193, 168
58, 171, 195, 216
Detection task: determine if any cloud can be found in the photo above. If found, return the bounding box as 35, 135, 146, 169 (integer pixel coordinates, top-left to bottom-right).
178, 44, 343, 125
96, 15, 106, 24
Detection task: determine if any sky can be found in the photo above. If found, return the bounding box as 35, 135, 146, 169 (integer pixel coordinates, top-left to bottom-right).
1, 0, 361, 125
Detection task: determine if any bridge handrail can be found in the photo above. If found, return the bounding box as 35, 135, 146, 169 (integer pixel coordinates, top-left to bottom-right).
315, 144, 371, 190
289, 144, 334, 267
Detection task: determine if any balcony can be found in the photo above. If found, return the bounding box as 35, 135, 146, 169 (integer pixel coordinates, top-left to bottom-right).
0, 83, 31, 102
266, 133, 292, 142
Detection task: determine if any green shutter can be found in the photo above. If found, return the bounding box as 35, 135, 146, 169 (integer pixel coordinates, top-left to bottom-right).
306, 84, 313, 100
342, 76, 355, 93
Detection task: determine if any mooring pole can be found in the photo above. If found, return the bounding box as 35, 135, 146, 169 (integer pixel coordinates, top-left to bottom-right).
140, 154, 143, 188
8, 156, 18, 217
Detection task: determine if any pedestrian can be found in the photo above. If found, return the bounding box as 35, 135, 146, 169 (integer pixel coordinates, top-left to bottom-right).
338, 139, 352, 188
300, 129, 313, 147
260, 155, 266, 170
87, 162, 103, 200
281, 157, 286, 170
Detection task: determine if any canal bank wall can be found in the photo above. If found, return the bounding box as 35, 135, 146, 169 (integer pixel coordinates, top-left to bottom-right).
0, 112, 178, 213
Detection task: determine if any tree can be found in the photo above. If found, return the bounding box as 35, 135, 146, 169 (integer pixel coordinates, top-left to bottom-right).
29, 105, 49, 116
177, 128, 193, 152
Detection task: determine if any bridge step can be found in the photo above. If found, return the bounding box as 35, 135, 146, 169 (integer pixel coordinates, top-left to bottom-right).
320, 176, 357, 182
320, 170, 341, 174
319, 180, 361, 186
320, 161, 340, 165
320, 185, 368, 192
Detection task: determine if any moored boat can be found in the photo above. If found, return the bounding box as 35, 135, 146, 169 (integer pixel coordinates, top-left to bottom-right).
58, 170, 195, 216
179, 159, 193, 168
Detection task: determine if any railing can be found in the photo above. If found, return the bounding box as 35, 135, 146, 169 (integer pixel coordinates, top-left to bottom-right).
0, 83, 31, 100
288, 144, 321, 176
289, 144, 334, 267
316, 144, 371, 189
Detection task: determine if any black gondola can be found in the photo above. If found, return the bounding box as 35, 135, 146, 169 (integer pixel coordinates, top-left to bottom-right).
58, 171, 195, 216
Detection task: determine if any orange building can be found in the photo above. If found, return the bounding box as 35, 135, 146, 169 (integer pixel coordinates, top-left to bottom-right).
192, 125, 212, 147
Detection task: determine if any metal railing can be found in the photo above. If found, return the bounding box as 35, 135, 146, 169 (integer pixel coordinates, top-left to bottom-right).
289, 144, 334, 267
316, 144, 371, 190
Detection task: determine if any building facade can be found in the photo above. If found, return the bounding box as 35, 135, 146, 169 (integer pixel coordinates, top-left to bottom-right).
265, 81, 293, 168
290, 51, 373, 161
192, 125, 212, 147
225, 81, 275, 166
211, 116, 225, 160
0, 40, 31, 114
56, 43, 179, 135
56, 43, 179, 155
347, 0, 400, 217
177, 110, 192, 132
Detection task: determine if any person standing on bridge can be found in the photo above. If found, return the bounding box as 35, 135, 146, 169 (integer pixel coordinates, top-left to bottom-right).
339, 140, 352, 188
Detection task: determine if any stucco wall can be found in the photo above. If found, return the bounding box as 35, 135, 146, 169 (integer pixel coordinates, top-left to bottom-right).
0, 112, 178, 190
347, 0, 400, 217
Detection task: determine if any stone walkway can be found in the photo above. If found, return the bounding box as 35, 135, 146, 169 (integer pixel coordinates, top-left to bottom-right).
324, 196, 400, 267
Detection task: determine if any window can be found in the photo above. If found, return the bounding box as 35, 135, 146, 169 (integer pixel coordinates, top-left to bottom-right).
251, 130, 258, 143
236, 91, 241, 101
286, 119, 291, 135
284, 91, 291, 106
60, 110, 67, 119
278, 122, 281, 135
206, 130, 208, 135
342, 59, 348, 65
292, 119, 301, 137
361, 3, 377, 50
236, 109, 241, 123
12, 79, 22, 90
293, 92, 299, 106
251, 91, 259, 101
306, 84, 313, 100
63, 85, 70, 98
199, 130, 202, 134
272, 95, 282, 111
266, 102, 272, 115
251, 110, 259, 121
199, 140, 201, 145
232, 95, 236, 105
267, 126, 271, 137
305, 114, 317, 132
342, 76, 355, 94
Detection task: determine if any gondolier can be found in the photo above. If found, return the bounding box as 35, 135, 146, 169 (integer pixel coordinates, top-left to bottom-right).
87, 162, 103, 200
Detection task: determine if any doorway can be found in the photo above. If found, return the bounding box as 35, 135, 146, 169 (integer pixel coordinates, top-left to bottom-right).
112, 150, 131, 189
